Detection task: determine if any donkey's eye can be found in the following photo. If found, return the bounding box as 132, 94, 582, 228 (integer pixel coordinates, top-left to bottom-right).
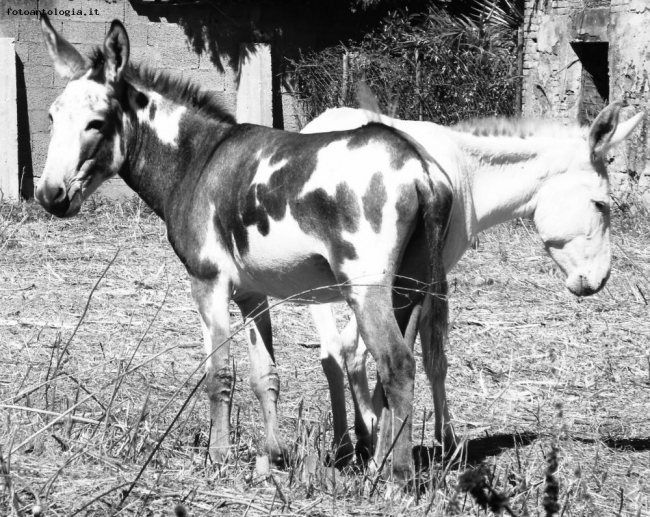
594, 201, 607, 212
86, 120, 104, 132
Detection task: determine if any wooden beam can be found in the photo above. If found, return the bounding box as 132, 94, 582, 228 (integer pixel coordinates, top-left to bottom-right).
0, 38, 19, 201
236, 43, 273, 127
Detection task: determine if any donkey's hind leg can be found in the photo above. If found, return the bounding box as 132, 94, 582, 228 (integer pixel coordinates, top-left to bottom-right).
191, 277, 234, 465
310, 304, 355, 467
363, 217, 432, 478
344, 280, 416, 481
367, 287, 425, 475
311, 304, 378, 467
340, 319, 378, 464
370, 297, 422, 442
235, 292, 289, 467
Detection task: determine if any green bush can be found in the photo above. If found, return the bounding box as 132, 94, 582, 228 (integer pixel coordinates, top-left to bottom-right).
287, 4, 519, 125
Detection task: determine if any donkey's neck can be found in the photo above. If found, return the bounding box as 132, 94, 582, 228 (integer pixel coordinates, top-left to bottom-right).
121, 87, 232, 219
455, 134, 572, 233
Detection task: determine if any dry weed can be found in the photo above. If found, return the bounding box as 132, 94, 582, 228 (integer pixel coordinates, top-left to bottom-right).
0, 198, 649, 516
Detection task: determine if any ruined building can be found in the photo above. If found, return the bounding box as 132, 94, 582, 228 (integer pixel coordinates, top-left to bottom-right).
522, 0, 650, 205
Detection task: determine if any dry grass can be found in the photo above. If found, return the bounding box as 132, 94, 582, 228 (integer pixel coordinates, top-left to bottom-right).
0, 196, 649, 516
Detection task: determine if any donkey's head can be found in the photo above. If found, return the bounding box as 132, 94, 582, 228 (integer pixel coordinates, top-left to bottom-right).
533, 102, 644, 296
36, 15, 130, 217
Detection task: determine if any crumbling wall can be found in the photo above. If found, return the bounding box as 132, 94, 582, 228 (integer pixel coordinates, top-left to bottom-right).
522, 0, 650, 206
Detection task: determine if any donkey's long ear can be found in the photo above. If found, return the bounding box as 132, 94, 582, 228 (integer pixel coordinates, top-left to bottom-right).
590, 102, 646, 161
589, 101, 622, 161
608, 111, 645, 148
103, 20, 130, 85
40, 13, 87, 79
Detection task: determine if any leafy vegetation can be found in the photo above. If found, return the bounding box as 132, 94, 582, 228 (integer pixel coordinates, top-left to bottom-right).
287, 2, 521, 125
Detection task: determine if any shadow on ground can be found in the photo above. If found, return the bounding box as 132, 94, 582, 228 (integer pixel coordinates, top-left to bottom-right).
413, 431, 539, 472
577, 436, 650, 452
411, 432, 650, 476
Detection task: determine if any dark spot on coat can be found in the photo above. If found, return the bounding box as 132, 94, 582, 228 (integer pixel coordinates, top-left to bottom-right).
149, 102, 157, 121
362, 172, 387, 233
256, 177, 288, 222
335, 183, 360, 233
291, 185, 359, 265
242, 185, 270, 236
135, 92, 148, 109
310, 253, 333, 275
346, 123, 416, 170
394, 184, 418, 225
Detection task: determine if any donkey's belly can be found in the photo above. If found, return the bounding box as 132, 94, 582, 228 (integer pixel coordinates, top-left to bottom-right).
235, 216, 343, 303
237, 252, 342, 303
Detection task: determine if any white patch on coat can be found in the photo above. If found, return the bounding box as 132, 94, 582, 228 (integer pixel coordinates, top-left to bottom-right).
198, 204, 240, 283
110, 132, 124, 173
137, 92, 186, 147
42, 79, 113, 192
299, 140, 417, 198
252, 156, 289, 185
242, 212, 338, 303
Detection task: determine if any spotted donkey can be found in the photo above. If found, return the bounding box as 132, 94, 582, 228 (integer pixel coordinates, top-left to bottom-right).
36, 16, 453, 480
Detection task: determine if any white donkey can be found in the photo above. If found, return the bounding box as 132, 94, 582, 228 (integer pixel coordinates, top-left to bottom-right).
302, 105, 645, 463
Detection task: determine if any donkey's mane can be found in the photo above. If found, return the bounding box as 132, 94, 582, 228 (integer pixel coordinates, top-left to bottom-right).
89, 48, 236, 124
452, 117, 587, 140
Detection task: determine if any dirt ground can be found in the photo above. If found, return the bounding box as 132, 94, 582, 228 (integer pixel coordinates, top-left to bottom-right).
1, 197, 649, 516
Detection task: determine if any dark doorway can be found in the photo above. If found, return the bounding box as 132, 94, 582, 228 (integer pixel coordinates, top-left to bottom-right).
570, 41, 609, 126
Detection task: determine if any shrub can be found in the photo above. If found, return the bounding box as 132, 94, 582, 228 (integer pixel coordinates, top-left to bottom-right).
287, 3, 519, 125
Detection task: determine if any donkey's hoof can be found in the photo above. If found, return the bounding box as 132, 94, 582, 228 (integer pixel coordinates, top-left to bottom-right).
208, 445, 231, 466
412, 444, 435, 473
383, 479, 414, 500
390, 465, 415, 484
355, 436, 374, 467
433, 434, 459, 461
266, 438, 290, 469
331, 440, 355, 468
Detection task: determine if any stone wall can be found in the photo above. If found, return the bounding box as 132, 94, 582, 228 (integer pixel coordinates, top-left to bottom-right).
522, 0, 650, 205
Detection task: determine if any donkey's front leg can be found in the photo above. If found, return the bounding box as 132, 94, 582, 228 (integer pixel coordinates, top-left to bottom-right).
191, 277, 234, 464
235, 292, 288, 467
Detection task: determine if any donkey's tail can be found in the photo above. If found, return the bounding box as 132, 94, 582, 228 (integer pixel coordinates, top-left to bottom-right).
414, 163, 452, 395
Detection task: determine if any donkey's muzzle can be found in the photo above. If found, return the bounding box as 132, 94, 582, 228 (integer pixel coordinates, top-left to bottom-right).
567, 272, 609, 297
36, 184, 71, 218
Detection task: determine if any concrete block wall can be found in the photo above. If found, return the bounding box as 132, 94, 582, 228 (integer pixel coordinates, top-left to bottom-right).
522, 0, 650, 205
0, 0, 241, 199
